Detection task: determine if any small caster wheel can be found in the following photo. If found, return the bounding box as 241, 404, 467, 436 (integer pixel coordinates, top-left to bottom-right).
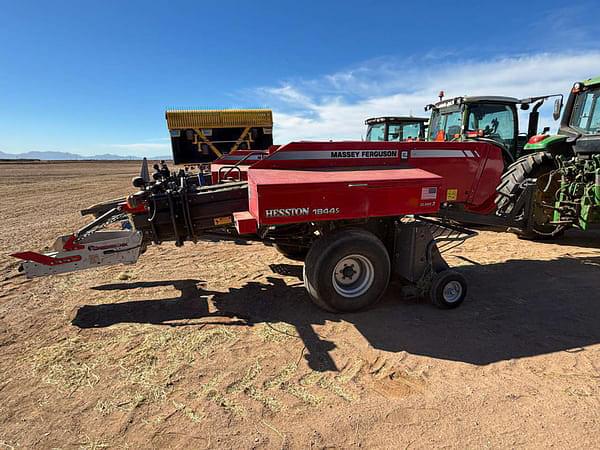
429, 270, 467, 309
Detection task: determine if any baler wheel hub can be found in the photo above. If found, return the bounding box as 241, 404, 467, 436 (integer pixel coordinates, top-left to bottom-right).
442, 280, 463, 303
332, 254, 374, 298
341, 263, 357, 280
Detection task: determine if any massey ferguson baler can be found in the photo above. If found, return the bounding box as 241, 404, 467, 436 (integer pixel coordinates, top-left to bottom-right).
13, 140, 506, 312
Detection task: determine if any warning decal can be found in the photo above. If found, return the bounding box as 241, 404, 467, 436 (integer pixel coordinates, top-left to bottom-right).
446, 189, 458, 201
421, 187, 438, 200
214, 216, 232, 226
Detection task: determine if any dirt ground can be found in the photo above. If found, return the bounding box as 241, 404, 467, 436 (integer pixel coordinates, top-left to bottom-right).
0, 161, 599, 449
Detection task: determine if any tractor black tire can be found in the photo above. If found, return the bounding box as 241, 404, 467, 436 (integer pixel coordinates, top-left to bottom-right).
495, 151, 563, 239
303, 229, 390, 313
429, 270, 467, 309
273, 243, 309, 262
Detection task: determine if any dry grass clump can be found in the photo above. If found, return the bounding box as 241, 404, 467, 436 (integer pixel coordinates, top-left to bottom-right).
200, 374, 245, 416
265, 358, 364, 405
78, 435, 110, 450
314, 358, 364, 402
244, 385, 281, 412
117, 327, 238, 402
284, 384, 322, 406
30, 326, 239, 410
172, 400, 204, 423
226, 360, 262, 394
257, 322, 298, 342
226, 360, 281, 412
30, 337, 103, 394
263, 363, 297, 389
30, 321, 359, 427
264, 363, 323, 406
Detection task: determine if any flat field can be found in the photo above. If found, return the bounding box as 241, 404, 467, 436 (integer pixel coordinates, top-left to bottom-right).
1, 161, 599, 449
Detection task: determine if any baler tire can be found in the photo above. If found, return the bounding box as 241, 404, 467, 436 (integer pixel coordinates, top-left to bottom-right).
303, 229, 390, 313
429, 270, 467, 309
494, 151, 563, 240
274, 243, 309, 262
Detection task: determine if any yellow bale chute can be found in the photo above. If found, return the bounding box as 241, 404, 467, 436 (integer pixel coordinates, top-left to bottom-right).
165, 109, 273, 130
165, 109, 274, 164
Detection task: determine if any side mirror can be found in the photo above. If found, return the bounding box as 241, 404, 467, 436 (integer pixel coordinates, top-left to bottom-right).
553, 98, 563, 121
542, 126, 550, 134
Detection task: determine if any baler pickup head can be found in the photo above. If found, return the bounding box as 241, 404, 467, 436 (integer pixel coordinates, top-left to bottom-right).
12, 230, 143, 278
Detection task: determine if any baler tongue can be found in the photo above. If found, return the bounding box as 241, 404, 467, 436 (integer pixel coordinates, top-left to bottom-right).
12, 230, 143, 278
12, 204, 145, 278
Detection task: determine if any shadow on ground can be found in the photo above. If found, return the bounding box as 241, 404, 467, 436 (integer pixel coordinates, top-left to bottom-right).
467, 227, 600, 249
73, 255, 600, 369
72, 277, 339, 371
72, 280, 246, 327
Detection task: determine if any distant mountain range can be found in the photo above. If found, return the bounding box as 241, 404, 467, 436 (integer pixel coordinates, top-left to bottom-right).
0, 150, 172, 161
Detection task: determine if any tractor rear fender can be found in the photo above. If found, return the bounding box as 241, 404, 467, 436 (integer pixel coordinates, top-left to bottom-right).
462, 143, 506, 214
524, 134, 568, 151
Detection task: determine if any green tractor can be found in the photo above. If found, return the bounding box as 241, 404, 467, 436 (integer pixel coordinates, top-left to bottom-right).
365, 116, 428, 141
495, 77, 600, 235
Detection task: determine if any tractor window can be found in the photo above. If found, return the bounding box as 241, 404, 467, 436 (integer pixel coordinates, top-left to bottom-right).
570, 88, 600, 134
404, 123, 422, 140
467, 103, 515, 149
429, 110, 462, 141
366, 123, 385, 141
387, 124, 402, 141
388, 122, 422, 141
402, 123, 421, 139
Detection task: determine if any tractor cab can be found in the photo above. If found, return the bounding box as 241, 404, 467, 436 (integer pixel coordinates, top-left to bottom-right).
426, 95, 559, 164
516, 77, 600, 232
558, 77, 600, 156
365, 116, 428, 142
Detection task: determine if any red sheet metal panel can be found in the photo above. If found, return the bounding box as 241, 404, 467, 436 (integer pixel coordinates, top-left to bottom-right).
210, 163, 252, 183
248, 167, 444, 226
250, 140, 504, 215
234, 211, 257, 235
210, 150, 268, 183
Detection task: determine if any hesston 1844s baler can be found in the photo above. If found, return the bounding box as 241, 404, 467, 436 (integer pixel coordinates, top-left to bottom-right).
12, 138, 514, 313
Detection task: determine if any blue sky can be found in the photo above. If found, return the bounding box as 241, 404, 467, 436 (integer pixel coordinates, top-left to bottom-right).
1, 0, 599, 156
